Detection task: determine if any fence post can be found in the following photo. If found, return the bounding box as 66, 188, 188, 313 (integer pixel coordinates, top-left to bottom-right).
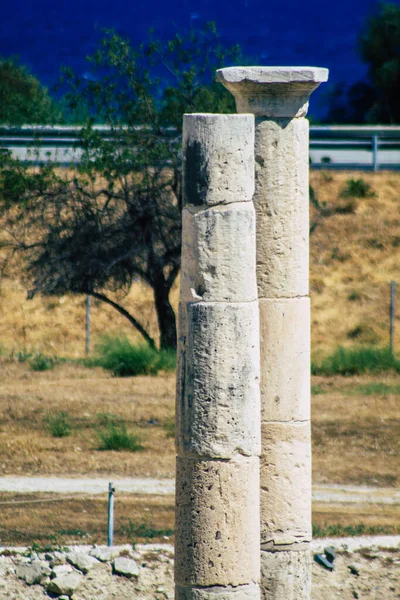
85, 294, 91, 355
390, 281, 396, 355
217, 66, 328, 600
107, 482, 115, 547
372, 135, 379, 172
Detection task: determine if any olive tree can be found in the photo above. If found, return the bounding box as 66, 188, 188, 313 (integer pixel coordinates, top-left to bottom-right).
0, 25, 239, 350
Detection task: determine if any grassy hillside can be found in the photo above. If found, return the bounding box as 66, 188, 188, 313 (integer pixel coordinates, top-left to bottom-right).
0, 170, 399, 358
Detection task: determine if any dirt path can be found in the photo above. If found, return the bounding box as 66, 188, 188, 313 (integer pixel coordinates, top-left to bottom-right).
0, 477, 398, 504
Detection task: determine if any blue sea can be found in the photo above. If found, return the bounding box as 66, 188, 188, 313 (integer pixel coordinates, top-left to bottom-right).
0, 0, 393, 119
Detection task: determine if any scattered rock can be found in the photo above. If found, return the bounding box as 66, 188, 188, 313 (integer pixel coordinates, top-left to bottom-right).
314, 553, 334, 571
47, 572, 83, 596
348, 564, 360, 576
51, 564, 74, 578
15, 564, 51, 585
324, 545, 336, 564
113, 556, 140, 578
89, 546, 121, 562
66, 551, 100, 574
46, 551, 66, 567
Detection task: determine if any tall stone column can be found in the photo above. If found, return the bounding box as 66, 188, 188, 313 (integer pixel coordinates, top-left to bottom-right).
216, 68, 328, 599
175, 113, 261, 600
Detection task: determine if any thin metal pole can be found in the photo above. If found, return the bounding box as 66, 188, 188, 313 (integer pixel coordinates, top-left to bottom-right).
107, 482, 115, 546
390, 281, 396, 355
372, 135, 379, 172
85, 294, 91, 355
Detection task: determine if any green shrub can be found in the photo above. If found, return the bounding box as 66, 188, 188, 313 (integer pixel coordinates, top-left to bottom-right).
164, 420, 175, 439
154, 349, 176, 372
46, 411, 71, 438
29, 353, 55, 371
339, 178, 376, 199
97, 421, 143, 452
312, 346, 400, 376
90, 335, 176, 377
312, 522, 399, 537
120, 519, 174, 539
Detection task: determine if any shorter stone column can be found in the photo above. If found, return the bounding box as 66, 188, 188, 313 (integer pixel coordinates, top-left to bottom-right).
176, 113, 261, 600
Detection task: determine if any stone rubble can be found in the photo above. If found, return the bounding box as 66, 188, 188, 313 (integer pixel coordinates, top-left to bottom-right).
0, 543, 172, 600
0, 541, 398, 599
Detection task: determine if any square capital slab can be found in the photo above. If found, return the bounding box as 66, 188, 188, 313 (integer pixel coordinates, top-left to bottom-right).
216, 67, 329, 118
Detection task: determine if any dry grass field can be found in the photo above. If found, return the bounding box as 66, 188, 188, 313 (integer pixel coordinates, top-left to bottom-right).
0, 170, 400, 546
0, 361, 398, 545
0, 170, 399, 357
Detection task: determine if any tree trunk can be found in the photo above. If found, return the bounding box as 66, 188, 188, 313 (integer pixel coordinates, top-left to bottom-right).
90, 290, 156, 349
153, 277, 177, 350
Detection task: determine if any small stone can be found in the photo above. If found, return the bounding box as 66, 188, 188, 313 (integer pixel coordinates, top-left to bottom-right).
16, 564, 51, 585
66, 551, 100, 574
47, 572, 83, 596
113, 556, 140, 578
89, 546, 121, 562
314, 553, 334, 571
51, 564, 74, 578
47, 551, 66, 567
324, 546, 336, 564
348, 564, 360, 576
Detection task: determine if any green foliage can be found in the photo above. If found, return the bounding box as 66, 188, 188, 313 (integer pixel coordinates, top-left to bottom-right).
90, 335, 175, 377
359, 2, 400, 123
29, 353, 56, 371
0, 24, 240, 351
120, 519, 174, 539
164, 420, 175, 439
339, 178, 376, 199
0, 56, 62, 125
312, 346, 400, 376
97, 420, 143, 452
353, 382, 400, 396
46, 412, 71, 438
312, 522, 399, 538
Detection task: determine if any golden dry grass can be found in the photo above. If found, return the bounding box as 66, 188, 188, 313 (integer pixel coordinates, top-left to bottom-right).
310, 170, 400, 355
0, 362, 398, 488
0, 363, 398, 545
0, 493, 175, 546
0, 362, 175, 477
0, 170, 399, 357
0, 491, 398, 547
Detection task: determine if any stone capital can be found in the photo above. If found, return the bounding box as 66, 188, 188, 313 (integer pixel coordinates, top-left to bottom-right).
216, 67, 329, 118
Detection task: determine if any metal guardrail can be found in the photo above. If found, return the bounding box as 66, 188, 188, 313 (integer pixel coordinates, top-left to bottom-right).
0, 125, 400, 170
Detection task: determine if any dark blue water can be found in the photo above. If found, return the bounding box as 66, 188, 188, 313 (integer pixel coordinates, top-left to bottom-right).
0, 0, 394, 118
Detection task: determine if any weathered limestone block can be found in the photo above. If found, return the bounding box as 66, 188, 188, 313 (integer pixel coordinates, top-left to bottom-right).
215, 67, 328, 118
66, 551, 100, 574
259, 298, 310, 422
16, 563, 51, 585
113, 556, 140, 578
46, 572, 83, 596
180, 203, 257, 303
253, 118, 309, 298
175, 456, 260, 587
260, 549, 311, 600
182, 114, 254, 206
260, 422, 311, 546
176, 583, 260, 600
176, 301, 260, 458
